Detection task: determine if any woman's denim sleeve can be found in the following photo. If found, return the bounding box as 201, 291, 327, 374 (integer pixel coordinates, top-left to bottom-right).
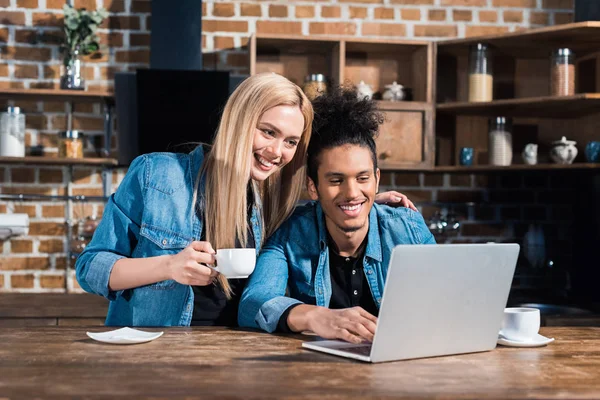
238, 227, 302, 332
75, 155, 147, 300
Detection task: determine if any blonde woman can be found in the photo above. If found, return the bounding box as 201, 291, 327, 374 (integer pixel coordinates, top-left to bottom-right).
76, 73, 414, 327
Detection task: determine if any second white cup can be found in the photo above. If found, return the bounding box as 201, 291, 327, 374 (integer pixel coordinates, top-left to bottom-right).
500, 307, 540, 342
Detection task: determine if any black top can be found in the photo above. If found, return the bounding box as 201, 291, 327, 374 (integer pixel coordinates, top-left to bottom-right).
191, 187, 255, 327
277, 233, 379, 332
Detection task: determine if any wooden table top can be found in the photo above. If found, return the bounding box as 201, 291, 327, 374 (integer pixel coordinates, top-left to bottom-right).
0, 326, 598, 399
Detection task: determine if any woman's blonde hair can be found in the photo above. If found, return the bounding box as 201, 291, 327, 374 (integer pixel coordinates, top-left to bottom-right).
198, 73, 313, 297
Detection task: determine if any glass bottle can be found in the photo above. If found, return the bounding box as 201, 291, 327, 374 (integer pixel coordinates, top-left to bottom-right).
302, 74, 327, 101
489, 117, 513, 166
58, 130, 85, 158
468, 43, 493, 102
0, 106, 26, 157
550, 48, 575, 96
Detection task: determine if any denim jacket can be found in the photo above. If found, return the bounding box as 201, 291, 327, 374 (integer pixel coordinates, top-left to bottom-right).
75, 146, 262, 326
238, 202, 436, 332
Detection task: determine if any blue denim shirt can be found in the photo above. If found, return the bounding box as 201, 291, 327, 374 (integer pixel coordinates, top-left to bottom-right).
75, 146, 263, 327
238, 202, 436, 332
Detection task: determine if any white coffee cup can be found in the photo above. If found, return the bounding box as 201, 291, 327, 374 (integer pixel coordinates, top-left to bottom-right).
213, 248, 256, 278
499, 307, 540, 342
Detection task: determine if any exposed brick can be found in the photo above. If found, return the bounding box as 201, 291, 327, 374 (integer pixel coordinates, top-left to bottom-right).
46, 0, 65, 8
11, 240, 33, 253
1, 46, 52, 62
52, 115, 104, 131
0, 27, 7, 42
0, 11, 26, 25
14, 64, 39, 79
73, 169, 95, 184
212, 36, 233, 49
72, 188, 104, 197
103, 16, 141, 30
39, 239, 64, 253
339, 0, 384, 3
437, 190, 484, 202
310, 22, 356, 35
441, 0, 486, 4
428, 9, 447, 21
269, 5, 288, 18
503, 10, 523, 23
103, 0, 126, 12
55, 257, 67, 270
13, 205, 36, 217
16, 0, 38, 8
401, 9, 421, 20
29, 222, 67, 236
131, 0, 151, 13
0, 64, 8, 77
15, 29, 62, 45
25, 114, 46, 130
424, 173, 444, 186
374, 7, 394, 19
462, 223, 509, 236
489, 190, 535, 203
213, 3, 235, 17
130, 33, 150, 46
11, 274, 35, 289
0, 82, 25, 89
395, 190, 432, 202
479, 10, 498, 22
74, 0, 95, 9
554, 12, 573, 24
11, 167, 35, 183
39, 169, 63, 183
322, 6, 342, 18
0, 258, 49, 271
32, 12, 63, 27
542, 0, 573, 8
466, 26, 510, 37
97, 32, 124, 47
203, 20, 248, 33
379, 172, 393, 186
114, 49, 149, 63
0, 205, 6, 213
2, 185, 60, 196
241, 3, 261, 17
492, 0, 537, 7
389, 0, 433, 4
0, 274, 3, 288
41, 205, 65, 218
394, 173, 420, 186
453, 10, 472, 21
296, 5, 314, 18
415, 25, 457, 37
530, 11, 549, 25
450, 174, 471, 187
349, 7, 368, 19
40, 274, 65, 289
362, 23, 405, 36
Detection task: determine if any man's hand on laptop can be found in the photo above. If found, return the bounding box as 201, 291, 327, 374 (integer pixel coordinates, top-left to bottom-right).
287, 305, 378, 344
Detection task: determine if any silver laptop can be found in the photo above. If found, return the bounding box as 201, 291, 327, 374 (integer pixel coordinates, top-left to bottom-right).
302, 243, 519, 363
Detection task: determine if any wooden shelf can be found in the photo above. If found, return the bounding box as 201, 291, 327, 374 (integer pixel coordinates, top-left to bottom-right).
0, 156, 117, 166
0, 88, 114, 104
378, 163, 600, 172
436, 94, 600, 118
375, 101, 432, 111
438, 22, 600, 58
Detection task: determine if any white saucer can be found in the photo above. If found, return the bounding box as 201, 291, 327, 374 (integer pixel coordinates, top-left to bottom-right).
86, 327, 164, 345
497, 333, 554, 348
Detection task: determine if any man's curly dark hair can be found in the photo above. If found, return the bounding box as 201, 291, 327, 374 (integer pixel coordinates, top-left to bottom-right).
307, 86, 384, 184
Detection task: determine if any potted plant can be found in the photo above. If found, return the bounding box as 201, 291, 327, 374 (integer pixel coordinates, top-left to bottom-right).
60, 4, 108, 90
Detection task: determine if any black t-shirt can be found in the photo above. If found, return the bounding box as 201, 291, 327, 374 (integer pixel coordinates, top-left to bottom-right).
191, 187, 255, 327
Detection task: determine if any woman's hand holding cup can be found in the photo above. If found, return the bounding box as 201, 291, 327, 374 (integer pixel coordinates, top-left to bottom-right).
168, 241, 219, 286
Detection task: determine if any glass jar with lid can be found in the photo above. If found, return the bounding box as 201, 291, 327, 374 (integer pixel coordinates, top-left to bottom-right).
468, 43, 493, 102
0, 106, 26, 157
302, 74, 327, 101
59, 130, 85, 158
488, 116, 513, 166
550, 48, 575, 96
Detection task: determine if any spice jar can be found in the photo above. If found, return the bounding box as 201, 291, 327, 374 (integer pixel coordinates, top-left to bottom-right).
0, 106, 26, 157
550, 48, 575, 96
302, 74, 327, 101
468, 43, 493, 102
488, 117, 512, 166
59, 130, 84, 158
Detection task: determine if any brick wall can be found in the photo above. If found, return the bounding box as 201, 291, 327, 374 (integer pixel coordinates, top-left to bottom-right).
0, 0, 575, 293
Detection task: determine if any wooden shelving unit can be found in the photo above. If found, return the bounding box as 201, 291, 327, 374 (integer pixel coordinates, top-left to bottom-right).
436, 22, 600, 169
249, 34, 435, 170
0, 88, 114, 104
0, 156, 117, 166
431, 163, 600, 172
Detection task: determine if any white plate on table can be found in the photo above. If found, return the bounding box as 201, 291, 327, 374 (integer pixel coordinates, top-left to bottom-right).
86, 327, 164, 345
497, 333, 554, 348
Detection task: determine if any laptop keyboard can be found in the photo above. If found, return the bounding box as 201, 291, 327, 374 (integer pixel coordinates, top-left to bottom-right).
341, 345, 372, 356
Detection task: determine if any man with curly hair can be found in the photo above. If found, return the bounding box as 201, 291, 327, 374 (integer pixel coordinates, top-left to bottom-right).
239, 87, 436, 344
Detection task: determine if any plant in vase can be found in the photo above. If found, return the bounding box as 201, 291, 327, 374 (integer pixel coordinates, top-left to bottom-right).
60, 4, 108, 90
